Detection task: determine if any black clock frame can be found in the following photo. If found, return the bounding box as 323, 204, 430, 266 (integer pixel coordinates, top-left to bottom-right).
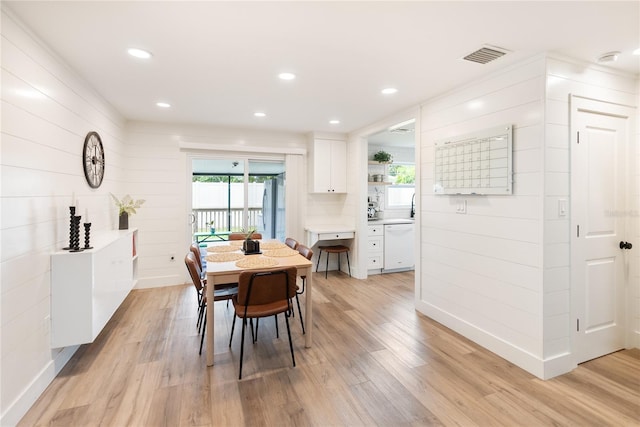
82, 131, 105, 188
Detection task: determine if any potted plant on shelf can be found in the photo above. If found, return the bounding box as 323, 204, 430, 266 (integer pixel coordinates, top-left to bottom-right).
208, 221, 216, 234
110, 193, 145, 230
241, 228, 260, 254
373, 150, 392, 163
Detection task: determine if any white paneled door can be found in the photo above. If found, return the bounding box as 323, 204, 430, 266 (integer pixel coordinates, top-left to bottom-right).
570, 96, 633, 364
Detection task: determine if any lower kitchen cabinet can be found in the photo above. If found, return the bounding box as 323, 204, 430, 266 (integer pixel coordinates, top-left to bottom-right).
367, 225, 384, 271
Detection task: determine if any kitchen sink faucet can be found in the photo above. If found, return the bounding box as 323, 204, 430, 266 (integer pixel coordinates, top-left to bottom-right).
410, 193, 415, 218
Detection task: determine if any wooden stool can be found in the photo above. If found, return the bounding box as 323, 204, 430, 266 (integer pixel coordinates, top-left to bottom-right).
316, 245, 351, 279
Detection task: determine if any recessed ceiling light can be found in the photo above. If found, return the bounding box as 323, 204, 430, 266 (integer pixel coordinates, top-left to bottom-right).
381, 87, 398, 95
127, 48, 152, 59
278, 72, 296, 80
156, 102, 171, 108
254, 112, 266, 117
329, 120, 340, 125
633, 48, 640, 55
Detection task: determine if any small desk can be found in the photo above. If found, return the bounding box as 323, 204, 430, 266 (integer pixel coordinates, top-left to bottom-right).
194, 231, 231, 243
205, 241, 313, 366
305, 225, 355, 247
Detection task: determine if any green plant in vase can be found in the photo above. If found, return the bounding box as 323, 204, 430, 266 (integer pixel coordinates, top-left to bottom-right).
110, 193, 145, 230
373, 150, 392, 163
241, 228, 259, 253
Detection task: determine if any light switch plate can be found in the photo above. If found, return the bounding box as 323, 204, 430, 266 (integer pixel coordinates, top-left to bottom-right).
558, 199, 567, 217
456, 199, 467, 214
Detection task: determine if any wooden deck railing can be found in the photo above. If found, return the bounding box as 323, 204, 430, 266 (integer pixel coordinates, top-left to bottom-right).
192, 208, 262, 233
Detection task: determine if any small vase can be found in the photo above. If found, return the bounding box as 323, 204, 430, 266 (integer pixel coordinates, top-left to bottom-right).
210, 227, 216, 234
119, 212, 129, 230
243, 239, 260, 253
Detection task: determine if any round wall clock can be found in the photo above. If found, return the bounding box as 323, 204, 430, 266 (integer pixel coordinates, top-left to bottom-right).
83, 131, 105, 188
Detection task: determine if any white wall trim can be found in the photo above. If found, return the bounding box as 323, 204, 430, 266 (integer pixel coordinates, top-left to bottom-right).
1, 345, 79, 426
179, 141, 306, 155
415, 300, 573, 380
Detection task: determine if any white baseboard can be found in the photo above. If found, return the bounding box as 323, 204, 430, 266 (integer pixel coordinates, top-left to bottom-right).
134, 275, 182, 289
415, 299, 573, 380
1, 345, 78, 427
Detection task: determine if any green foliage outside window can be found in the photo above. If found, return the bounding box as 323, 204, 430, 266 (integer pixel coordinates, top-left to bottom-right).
388, 164, 415, 184
193, 175, 272, 183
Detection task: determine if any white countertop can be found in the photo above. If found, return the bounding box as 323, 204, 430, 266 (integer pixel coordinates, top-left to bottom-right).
366, 218, 415, 225
305, 224, 355, 233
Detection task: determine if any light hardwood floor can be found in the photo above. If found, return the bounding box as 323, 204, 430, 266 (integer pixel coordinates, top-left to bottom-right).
20, 271, 640, 426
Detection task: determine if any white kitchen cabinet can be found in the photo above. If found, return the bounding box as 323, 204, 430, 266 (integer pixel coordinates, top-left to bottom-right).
367, 225, 384, 271
309, 138, 347, 193
51, 229, 138, 348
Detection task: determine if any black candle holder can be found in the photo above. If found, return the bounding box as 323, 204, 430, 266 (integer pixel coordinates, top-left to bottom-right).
63, 206, 77, 250
83, 223, 93, 249
69, 216, 84, 252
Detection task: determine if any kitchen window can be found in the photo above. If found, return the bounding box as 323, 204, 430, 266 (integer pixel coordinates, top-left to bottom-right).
385, 163, 415, 209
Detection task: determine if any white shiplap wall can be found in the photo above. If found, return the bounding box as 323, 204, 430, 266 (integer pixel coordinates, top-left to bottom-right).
417, 56, 547, 376
635, 88, 640, 348
124, 121, 309, 288
1, 9, 127, 425
543, 57, 638, 376
416, 53, 638, 379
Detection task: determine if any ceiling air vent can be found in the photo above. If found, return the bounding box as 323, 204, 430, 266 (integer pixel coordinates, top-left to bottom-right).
463, 45, 509, 64
390, 127, 413, 134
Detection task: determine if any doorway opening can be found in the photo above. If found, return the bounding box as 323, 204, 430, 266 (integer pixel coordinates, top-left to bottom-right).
191, 158, 286, 240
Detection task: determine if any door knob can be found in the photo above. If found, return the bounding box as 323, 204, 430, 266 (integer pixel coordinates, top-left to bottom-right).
619, 241, 633, 250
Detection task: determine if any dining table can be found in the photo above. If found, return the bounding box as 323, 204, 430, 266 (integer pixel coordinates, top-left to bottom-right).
204, 240, 314, 366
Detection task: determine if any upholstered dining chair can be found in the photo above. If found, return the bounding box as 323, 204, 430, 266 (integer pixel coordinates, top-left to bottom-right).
184, 252, 238, 355
229, 232, 263, 240
228, 267, 298, 379
285, 237, 299, 250
189, 243, 206, 280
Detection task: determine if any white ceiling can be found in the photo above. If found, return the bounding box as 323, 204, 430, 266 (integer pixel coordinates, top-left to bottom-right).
5, 1, 639, 138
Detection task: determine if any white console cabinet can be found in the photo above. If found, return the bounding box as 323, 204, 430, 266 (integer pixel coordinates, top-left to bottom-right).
51, 229, 138, 348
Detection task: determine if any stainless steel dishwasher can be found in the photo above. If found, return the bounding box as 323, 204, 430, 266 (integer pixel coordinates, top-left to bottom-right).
383, 223, 415, 271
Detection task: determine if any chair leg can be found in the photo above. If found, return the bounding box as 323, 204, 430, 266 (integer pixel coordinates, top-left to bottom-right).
229, 313, 237, 347
199, 308, 207, 355
315, 249, 322, 273
325, 250, 329, 279
197, 301, 206, 333
274, 314, 279, 338
239, 318, 247, 380
284, 311, 296, 368
251, 318, 256, 343
295, 293, 305, 334
346, 251, 351, 277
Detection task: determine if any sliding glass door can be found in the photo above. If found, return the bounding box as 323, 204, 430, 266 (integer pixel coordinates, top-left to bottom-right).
191, 158, 285, 240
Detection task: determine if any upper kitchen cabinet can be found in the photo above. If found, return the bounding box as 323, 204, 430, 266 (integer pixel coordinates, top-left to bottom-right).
308, 137, 347, 193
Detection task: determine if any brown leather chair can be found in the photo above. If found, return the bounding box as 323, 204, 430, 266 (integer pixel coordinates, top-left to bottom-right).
229, 267, 298, 379
185, 252, 238, 354
189, 243, 206, 280
285, 237, 299, 250
229, 232, 263, 240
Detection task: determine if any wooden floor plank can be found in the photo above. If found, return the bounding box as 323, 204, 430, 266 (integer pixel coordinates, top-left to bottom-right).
17, 271, 640, 427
